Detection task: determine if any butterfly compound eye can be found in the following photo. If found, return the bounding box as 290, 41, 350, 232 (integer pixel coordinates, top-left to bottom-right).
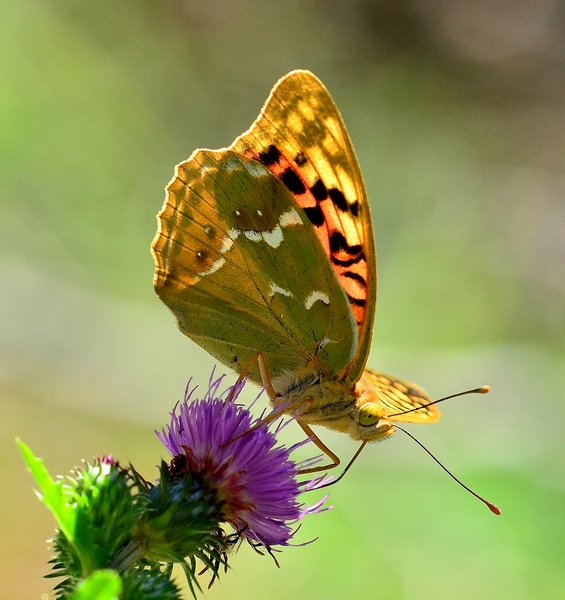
358, 403, 383, 427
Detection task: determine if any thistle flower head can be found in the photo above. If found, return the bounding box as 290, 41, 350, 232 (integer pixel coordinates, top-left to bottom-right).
157, 373, 328, 548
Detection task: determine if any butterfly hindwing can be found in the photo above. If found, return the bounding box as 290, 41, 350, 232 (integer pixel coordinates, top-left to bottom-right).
153, 148, 358, 383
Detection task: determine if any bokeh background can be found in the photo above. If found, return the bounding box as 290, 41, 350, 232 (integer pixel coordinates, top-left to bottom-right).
2, 1, 564, 598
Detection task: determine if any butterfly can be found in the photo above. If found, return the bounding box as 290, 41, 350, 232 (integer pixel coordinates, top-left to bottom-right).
151, 69, 439, 471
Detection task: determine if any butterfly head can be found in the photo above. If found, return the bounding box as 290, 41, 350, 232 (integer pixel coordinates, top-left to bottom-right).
353, 399, 396, 442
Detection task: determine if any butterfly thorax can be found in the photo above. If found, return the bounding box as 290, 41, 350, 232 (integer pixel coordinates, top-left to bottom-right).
271, 366, 396, 443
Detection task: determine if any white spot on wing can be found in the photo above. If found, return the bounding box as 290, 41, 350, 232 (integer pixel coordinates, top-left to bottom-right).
238, 226, 284, 248
228, 228, 240, 240
262, 225, 283, 248
243, 230, 262, 242
269, 282, 293, 298
199, 257, 225, 276
305, 291, 330, 310
279, 207, 303, 227
220, 236, 234, 253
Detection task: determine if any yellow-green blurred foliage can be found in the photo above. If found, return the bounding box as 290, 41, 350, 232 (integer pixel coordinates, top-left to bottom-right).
2, 1, 564, 598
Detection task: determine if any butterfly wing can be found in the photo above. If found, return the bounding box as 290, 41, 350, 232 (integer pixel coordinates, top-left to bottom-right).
152, 148, 358, 384
359, 367, 440, 423
230, 70, 377, 384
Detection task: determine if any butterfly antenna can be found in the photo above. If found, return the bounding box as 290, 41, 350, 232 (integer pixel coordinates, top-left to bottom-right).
395, 424, 501, 515
316, 442, 368, 489
388, 385, 490, 418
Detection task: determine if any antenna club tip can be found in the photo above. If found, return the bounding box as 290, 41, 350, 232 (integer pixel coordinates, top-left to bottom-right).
478, 385, 490, 394
487, 502, 502, 515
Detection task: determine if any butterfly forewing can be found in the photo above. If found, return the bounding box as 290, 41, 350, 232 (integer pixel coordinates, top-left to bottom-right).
230, 70, 377, 384
153, 148, 357, 383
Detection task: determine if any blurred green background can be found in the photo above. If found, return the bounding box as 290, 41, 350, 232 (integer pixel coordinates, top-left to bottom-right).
2, 1, 564, 598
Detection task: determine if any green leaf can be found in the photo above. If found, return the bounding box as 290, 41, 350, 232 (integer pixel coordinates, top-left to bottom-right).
68, 570, 122, 600
16, 438, 77, 542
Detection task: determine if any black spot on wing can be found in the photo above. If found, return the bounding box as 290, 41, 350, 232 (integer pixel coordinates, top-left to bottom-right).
329, 231, 346, 252
332, 254, 366, 267
329, 231, 365, 266
350, 201, 359, 217
343, 271, 367, 287
310, 179, 328, 201
281, 168, 306, 194
329, 231, 362, 255
295, 152, 307, 166
195, 249, 209, 264
347, 294, 366, 307
328, 188, 348, 212
258, 144, 281, 166
304, 204, 325, 227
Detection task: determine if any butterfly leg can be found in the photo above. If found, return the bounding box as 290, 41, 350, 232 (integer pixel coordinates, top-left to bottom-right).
224, 352, 294, 444
227, 351, 277, 401
297, 421, 341, 473
255, 351, 277, 401
224, 352, 274, 405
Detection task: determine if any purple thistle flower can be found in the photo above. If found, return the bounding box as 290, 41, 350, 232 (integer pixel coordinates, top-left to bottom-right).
157, 372, 329, 548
